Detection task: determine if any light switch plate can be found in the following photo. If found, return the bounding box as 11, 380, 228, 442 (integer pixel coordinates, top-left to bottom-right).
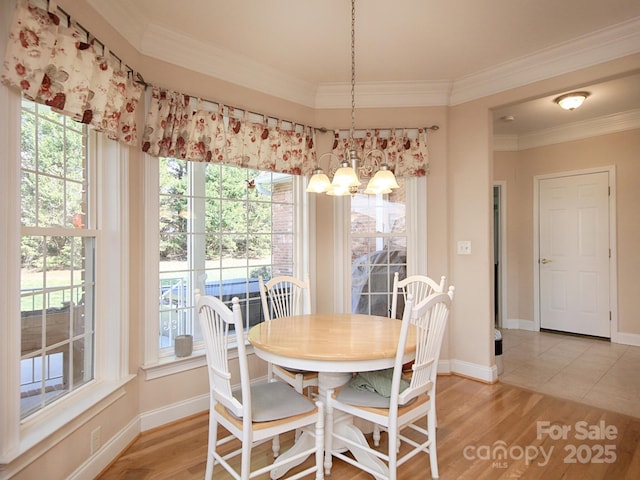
457, 240, 471, 255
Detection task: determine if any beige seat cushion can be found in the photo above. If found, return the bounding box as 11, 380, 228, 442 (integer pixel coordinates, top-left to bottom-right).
231, 381, 315, 422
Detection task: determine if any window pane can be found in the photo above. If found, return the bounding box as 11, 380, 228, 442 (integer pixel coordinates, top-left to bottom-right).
73, 336, 93, 387
20, 170, 36, 226
158, 160, 294, 353
350, 179, 407, 316
20, 100, 94, 419
21, 108, 36, 170
38, 118, 65, 177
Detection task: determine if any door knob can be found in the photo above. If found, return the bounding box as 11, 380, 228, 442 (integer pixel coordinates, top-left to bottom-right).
540, 258, 552, 264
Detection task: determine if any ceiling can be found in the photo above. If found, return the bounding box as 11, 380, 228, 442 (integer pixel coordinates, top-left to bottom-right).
87, 0, 640, 137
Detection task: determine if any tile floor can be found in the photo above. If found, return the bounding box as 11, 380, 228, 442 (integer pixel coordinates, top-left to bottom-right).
498, 328, 640, 418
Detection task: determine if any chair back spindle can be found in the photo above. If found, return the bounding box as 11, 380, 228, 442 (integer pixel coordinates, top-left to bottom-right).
390, 272, 446, 319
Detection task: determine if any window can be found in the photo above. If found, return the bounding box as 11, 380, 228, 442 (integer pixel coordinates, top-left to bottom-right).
157, 158, 298, 357
347, 177, 426, 316
19, 100, 95, 418
1, 86, 128, 462
350, 180, 407, 317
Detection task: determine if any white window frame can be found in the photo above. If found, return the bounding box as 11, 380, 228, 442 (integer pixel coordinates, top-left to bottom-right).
141, 153, 310, 379
334, 177, 427, 312
0, 88, 132, 464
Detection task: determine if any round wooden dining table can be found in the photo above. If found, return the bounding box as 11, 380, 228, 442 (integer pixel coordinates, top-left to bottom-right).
248, 312, 416, 478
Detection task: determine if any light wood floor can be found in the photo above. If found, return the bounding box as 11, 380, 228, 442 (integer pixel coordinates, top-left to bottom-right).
98, 375, 640, 479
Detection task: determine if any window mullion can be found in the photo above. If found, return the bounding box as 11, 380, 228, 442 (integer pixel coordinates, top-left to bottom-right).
143, 153, 161, 366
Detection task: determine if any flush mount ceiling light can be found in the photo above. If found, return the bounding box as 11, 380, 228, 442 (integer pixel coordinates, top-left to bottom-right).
554, 91, 590, 111
307, 0, 399, 196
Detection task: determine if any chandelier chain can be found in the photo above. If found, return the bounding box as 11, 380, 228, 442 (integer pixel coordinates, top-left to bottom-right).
350, 0, 356, 149
306, 0, 399, 195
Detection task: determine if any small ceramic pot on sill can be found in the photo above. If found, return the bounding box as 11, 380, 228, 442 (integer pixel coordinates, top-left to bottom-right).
175, 334, 193, 357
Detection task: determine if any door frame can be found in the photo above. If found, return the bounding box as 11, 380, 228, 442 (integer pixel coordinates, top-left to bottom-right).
532, 166, 619, 341
493, 182, 507, 329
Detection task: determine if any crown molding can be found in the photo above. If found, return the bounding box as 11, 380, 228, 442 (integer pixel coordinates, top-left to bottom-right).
141, 24, 318, 107
451, 16, 640, 106
494, 108, 640, 151
315, 81, 452, 109
86, 3, 640, 109
87, 0, 147, 50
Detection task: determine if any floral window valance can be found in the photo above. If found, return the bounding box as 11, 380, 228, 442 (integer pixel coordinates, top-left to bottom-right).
141, 87, 317, 175
330, 128, 429, 178
1, 0, 142, 146
2, 0, 429, 179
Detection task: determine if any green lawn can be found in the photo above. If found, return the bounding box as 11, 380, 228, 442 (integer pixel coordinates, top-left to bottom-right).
22, 257, 270, 311
21, 269, 85, 311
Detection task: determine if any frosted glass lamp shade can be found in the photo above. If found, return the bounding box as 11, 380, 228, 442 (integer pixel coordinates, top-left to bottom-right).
554, 91, 590, 110
306, 169, 331, 193
331, 163, 361, 189
370, 165, 399, 190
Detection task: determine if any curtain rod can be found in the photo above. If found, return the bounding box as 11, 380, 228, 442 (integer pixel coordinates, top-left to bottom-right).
315, 125, 440, 133
50, 2, 147, 87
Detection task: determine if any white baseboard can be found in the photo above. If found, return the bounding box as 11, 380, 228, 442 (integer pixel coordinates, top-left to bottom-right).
137, 376, 273, 432
437, 359, 451, 374
450, 359, 497, 383
68, 417, 140, 480
613, 331, 640, 347
67, 394, 210, 479
502, 320, 640, 347
140, 393, 210, 432
503, 318, 536, 331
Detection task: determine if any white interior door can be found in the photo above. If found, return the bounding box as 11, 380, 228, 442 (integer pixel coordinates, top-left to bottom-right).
538, 172, 610, 338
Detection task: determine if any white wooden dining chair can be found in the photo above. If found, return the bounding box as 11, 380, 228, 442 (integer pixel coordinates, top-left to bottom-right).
325, 287, 454, 480
259, 274, 319, 396
375, 272, 446, 446
197, 295, 324, 480
390, 272, 446, 319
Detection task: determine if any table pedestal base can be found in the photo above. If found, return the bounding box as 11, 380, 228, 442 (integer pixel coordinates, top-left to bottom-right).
270, 371, 388, 479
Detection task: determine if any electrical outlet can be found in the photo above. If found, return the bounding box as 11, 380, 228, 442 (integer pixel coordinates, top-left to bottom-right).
91, 426, 101, 454
457, 240, 471, 255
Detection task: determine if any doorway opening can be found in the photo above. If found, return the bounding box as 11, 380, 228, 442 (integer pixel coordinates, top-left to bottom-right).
493, 183, 507, 329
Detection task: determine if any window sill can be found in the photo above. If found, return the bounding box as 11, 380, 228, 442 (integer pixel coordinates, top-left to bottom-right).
141, 350, 207, 380
141, 341, 253, 381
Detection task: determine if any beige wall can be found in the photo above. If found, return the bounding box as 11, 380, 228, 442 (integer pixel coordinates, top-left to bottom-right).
449, 103, 495, 368
5, 0, 640, 478
494, 129, 640, 334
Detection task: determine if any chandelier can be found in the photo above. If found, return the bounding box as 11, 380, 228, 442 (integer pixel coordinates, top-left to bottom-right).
307, 0, 399, 196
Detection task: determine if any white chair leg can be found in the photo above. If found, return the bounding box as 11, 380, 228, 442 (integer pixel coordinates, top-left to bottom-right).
388, 427, 399, 480
272, 435, 280, 458
428, 412, 439, 479
205, 417, 217, 480
314, 402, 325, 480
373, 424, 381, 446
241, 441, 252, 480
324, 394, 334, 475
373, 424, 400, 451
